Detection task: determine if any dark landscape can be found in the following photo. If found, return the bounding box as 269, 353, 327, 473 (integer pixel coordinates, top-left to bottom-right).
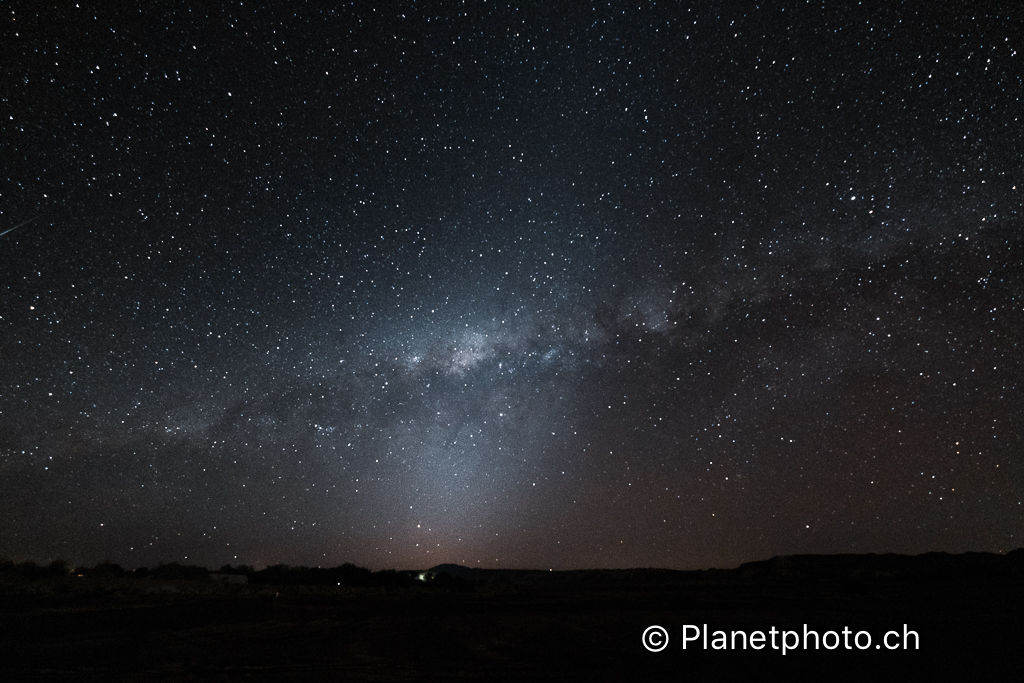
1, 550, 1021, 681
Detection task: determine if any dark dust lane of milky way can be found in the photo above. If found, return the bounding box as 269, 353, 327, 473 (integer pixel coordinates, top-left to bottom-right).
1, 1, 1021, 571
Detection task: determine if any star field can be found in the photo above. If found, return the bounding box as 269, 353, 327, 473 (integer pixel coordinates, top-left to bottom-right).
1, 1, 1022, 571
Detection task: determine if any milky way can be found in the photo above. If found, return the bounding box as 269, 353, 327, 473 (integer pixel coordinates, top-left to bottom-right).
1, 1, 1021, 570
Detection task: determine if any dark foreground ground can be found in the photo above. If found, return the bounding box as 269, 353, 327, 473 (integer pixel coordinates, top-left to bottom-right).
1, 552, 1021, 681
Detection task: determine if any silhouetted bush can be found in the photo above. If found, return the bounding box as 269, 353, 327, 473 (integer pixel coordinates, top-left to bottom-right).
335, 562, 374, 586
47, 559, 70, 576
253, 563, 293, 585
373, 569, 417, 589
87, 561, 126, 578
431, 571, 476, 592
149, 562, 208, 581
246, 563, 410, 588
15, 561, 45, 579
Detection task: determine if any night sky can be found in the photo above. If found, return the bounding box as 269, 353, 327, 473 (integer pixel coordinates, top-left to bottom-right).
2, 1, 1021, 572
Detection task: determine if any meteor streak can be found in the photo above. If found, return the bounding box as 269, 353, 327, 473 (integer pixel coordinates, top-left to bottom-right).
0, 216, 41, 238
